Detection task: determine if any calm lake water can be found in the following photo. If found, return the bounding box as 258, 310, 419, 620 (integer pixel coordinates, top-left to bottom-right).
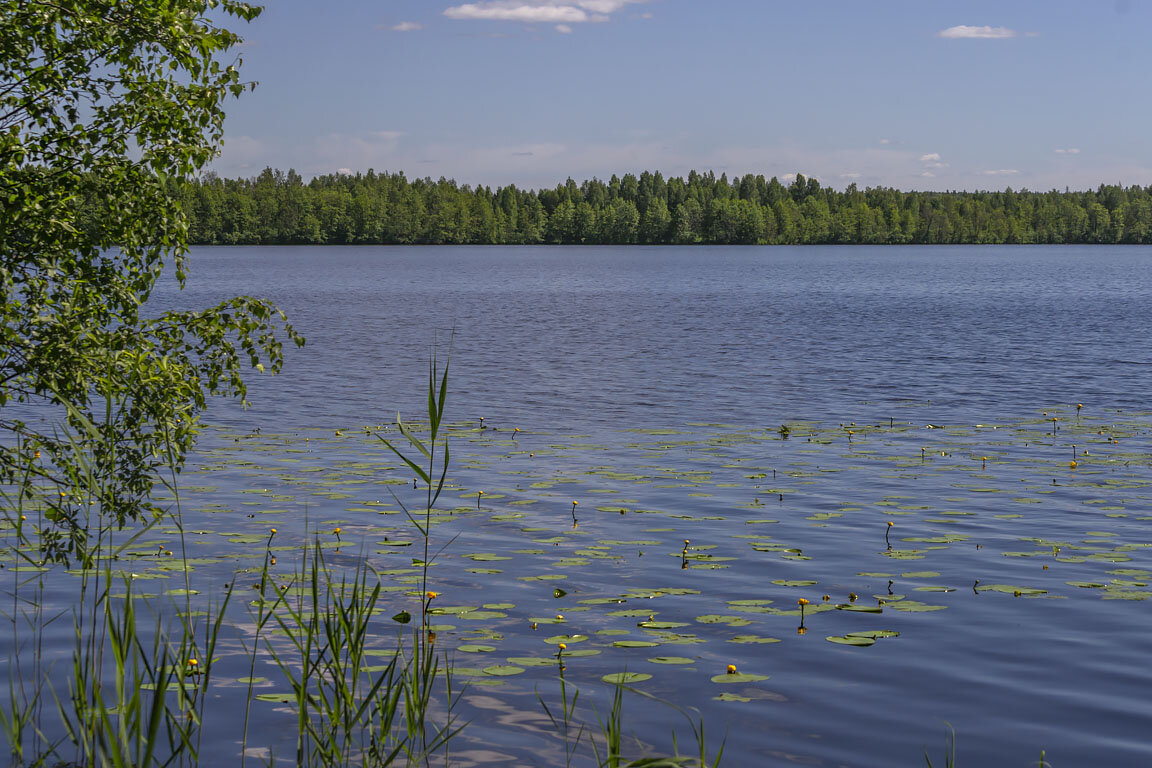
7, 245, 1152, 767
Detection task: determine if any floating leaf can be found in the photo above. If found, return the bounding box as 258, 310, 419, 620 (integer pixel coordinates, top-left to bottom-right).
888, 600, 948, 612
728, 635, 782, 644
504, 657, 558, 667
714, 692, 754, 702
602, 672, 652, 684
710, 672, 769, 684
695, 615, 751, 625
482, 665, 525, 677
826, 635, 875, 646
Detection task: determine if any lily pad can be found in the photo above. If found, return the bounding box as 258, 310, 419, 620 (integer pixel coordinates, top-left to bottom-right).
710, 672, 769, 684
482, 665, 525, 677
602, 672, 652, 684
728, 635, 782, 644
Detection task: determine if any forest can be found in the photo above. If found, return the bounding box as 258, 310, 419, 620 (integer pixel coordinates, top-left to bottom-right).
176, 168, 1152, 245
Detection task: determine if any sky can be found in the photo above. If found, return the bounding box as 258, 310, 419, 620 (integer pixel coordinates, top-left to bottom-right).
210, 0, 1152, 192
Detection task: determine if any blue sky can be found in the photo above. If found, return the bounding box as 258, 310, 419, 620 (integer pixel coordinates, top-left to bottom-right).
212, 0, 1152, 192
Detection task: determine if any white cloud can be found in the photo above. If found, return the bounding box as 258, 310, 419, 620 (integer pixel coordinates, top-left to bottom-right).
1055, 148, 1081, 155
920, 171, 936, 178
443, 0, 645, 25
839, 172, 862, 180
981, 169, 1020, 176
938, 25, 1017, 39
879, 138, 891, 145
337, 167, 353, 175
389, 21, 423, 32
919, 152, 948, 169
555, 23, 573, 33
445, 4, 596, 23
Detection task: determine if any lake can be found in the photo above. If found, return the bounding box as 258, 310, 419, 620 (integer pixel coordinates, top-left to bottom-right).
6, 245, 1152, 767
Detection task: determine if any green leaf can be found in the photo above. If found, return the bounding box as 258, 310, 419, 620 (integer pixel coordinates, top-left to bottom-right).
602, 672, 652, 684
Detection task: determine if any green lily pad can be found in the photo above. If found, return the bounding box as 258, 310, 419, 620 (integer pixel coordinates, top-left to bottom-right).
602, 672, 652, 684
482, 665, 525, 677
728, 635, 782, 644
710, 672, 769, 684
976, 584, 1048, 596
505, 657, 560, 667
888, 600, 948, 612
714, 692, 754, 702
647, 656, 696, 665
695, 615, 752, 625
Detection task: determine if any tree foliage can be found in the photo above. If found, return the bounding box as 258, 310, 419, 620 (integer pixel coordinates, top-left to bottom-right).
176, 168, 1152, 246
1, 0, 301, 562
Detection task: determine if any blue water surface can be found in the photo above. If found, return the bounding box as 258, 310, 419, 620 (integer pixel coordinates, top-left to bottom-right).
10, 245, 1152, 768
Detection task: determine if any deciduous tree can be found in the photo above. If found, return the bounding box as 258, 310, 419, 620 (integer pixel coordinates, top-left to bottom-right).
0, 0, 301, 562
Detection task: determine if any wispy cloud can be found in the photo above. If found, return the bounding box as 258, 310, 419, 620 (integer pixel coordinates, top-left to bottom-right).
920, 152, 948, 169
388, 21, 423, 32
1055, 148, 1081, 155
443, 0, 645, 28
981, 169, 1020, 176
938, 25, 1017, 39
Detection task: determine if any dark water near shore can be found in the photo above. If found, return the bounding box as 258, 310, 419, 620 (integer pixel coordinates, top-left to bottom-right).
9, 245, 1152, 767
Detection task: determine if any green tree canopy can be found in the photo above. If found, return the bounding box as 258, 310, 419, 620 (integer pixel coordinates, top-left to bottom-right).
1, 0, 301, 562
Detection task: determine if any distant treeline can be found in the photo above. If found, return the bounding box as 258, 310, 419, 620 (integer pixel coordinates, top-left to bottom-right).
177, 168, 1152, 245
